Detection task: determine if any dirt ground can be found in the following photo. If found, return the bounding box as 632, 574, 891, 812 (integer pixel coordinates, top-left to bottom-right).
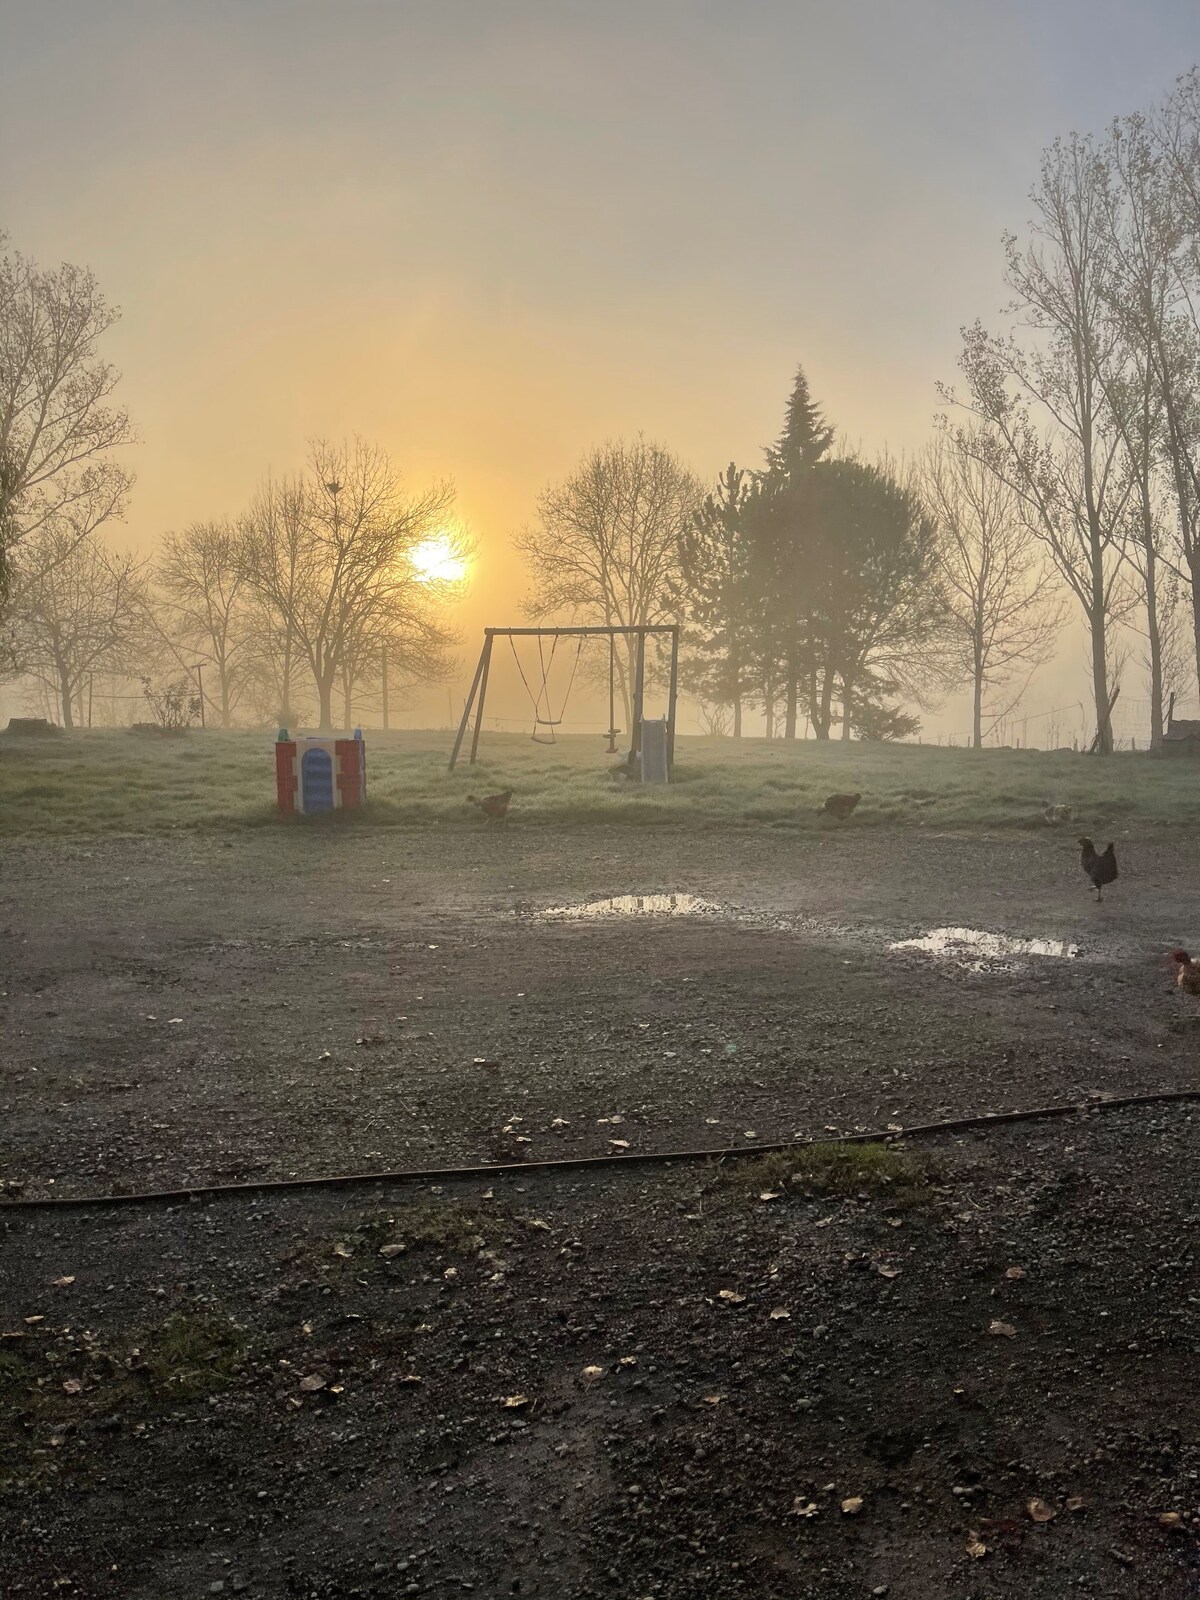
2, 824, 1200, 1597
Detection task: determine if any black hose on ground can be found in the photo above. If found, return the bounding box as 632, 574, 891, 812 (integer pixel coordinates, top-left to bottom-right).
2, 1086, 1198, 1213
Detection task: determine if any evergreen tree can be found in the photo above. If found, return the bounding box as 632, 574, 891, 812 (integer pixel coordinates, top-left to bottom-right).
674, 463, 753, 735
747, 364, 836, 734
762, 365, 835, 483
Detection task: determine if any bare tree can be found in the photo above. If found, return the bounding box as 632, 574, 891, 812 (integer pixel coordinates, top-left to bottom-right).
0, 238, 133, 600
238, 439, 456, 730
154, 521, 251, 727
514, 437, 702, 725
921, 429, 1064, 748
949, 136, 1136, 753
9, 527, 149, 728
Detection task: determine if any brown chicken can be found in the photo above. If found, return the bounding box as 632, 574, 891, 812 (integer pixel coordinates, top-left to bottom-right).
1078, 836, 1118, 901
822, 792, 861, 821
467, 789, 512, 823
1170, 950, 1200, 995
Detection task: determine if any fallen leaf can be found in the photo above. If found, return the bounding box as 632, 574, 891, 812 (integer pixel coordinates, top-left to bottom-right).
330, 1383, 345, 1394
398, 1373, 422, 1385
718, 1289, 746, 1304
378, 1243, 406, 1259
618, 1355, 638, 1367
1158, 1511, 1183, 1529
1065, 1496, 1085, 1513
840, 1496, 864, 1515
769, 1307, 791, 1321
1005, 1266, 1027, 1281
758, 1190, 783, 1202
965, 1535, 988, 1559
791, 1498, 819, 1518
299, 1374, 326, 1392
581, 1365, 605, 1380
52, 1276, 75, 1287
988, 1320, 1017, 1338
24, 1315, 44, 1325
500, 1394, 529, 1409
609, 1139, 630, 1150
743, 1130, 758, 1139
62, 1378, 83, 1395
876, 1263, 902, 1279
332, 1242, 353, 1259
522, 1217, 551, 1232
701, 1393, 726, 1405
1027, 1498, 1057, 1523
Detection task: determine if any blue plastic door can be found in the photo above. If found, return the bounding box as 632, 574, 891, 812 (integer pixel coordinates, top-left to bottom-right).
301, 747, 335, 812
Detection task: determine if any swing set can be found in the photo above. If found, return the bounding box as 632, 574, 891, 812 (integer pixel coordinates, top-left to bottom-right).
448, 624, 680, 772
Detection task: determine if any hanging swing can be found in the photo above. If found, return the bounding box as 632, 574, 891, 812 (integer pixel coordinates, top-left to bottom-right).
508, 633, 585, 744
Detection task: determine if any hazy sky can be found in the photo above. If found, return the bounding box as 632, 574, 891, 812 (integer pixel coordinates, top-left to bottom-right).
3, 0, 1200, 737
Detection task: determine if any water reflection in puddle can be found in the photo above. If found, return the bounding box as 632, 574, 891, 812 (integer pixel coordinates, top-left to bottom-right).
889, 926, 1080, 970
541, 893, 714, 920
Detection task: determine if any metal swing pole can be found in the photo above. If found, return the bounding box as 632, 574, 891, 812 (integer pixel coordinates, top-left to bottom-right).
631, 628, 646, 760
468, 633, 495, 765
606, 634, 618, 753
448, 635, 490, 770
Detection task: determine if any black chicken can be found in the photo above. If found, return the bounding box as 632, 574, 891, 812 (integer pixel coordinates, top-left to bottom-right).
1078, 836, 1118, 901
822, 792, 862, 822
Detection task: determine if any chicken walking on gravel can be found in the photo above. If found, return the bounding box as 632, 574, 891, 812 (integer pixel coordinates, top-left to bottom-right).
1170, 950, 1200, 995
467, 789, 513, 824
1078, 836, 1118, 901
822, 792, 861, 822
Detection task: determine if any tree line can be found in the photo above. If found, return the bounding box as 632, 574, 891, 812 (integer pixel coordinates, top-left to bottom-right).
7, 68, 1200, 748
0, 236, 465, 730
518, 71, 1200, 751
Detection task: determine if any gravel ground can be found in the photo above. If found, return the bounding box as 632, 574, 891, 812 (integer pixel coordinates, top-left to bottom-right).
2, 824, 1199, 1597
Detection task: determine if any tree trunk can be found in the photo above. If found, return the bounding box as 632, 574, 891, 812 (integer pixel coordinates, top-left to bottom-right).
58, 661, 74, 731
1088, 605, 1113, 755
812, 667, 835, 739
840, 678, 852, 740
730, 643, 742, 738
317, 673, 336, 731
342, 670, 352, 729
784, 666, 798, 740
1189, 548, 1200, 711
219, 664, 232, 729
1144, 541, 1164, 754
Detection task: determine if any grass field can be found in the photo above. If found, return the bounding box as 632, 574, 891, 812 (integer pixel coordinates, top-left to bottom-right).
2, 724, 1198, 836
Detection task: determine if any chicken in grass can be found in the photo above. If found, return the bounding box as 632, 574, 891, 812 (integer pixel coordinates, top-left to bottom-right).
822, 792, 862, 822
1078, 836, 1118, 901
467, 789, 513, 823
1170, 950, 1200, 995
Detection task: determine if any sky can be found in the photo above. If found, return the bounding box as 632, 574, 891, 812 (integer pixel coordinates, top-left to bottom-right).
3, 0, 1200, 740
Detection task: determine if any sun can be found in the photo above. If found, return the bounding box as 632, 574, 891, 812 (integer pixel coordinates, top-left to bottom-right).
410, 533, 468, 584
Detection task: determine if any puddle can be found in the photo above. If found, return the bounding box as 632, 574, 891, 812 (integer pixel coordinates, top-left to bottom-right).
889, 926, 1080, 971
541, 893, 715, 920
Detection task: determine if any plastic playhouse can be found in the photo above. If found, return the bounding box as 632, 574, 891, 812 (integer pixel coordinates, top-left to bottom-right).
276, 728, 367, 814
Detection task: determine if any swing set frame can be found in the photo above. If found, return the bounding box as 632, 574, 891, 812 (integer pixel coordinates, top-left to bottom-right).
448, 625, 681, 771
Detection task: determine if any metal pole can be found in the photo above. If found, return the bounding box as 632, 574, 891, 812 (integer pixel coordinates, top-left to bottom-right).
606, 635, 618, 753
631, 629, 646, 759
448, 639, 489, 770
381, 647, 390, 730
666, 625, 680, 770
468, 633, 495, 766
